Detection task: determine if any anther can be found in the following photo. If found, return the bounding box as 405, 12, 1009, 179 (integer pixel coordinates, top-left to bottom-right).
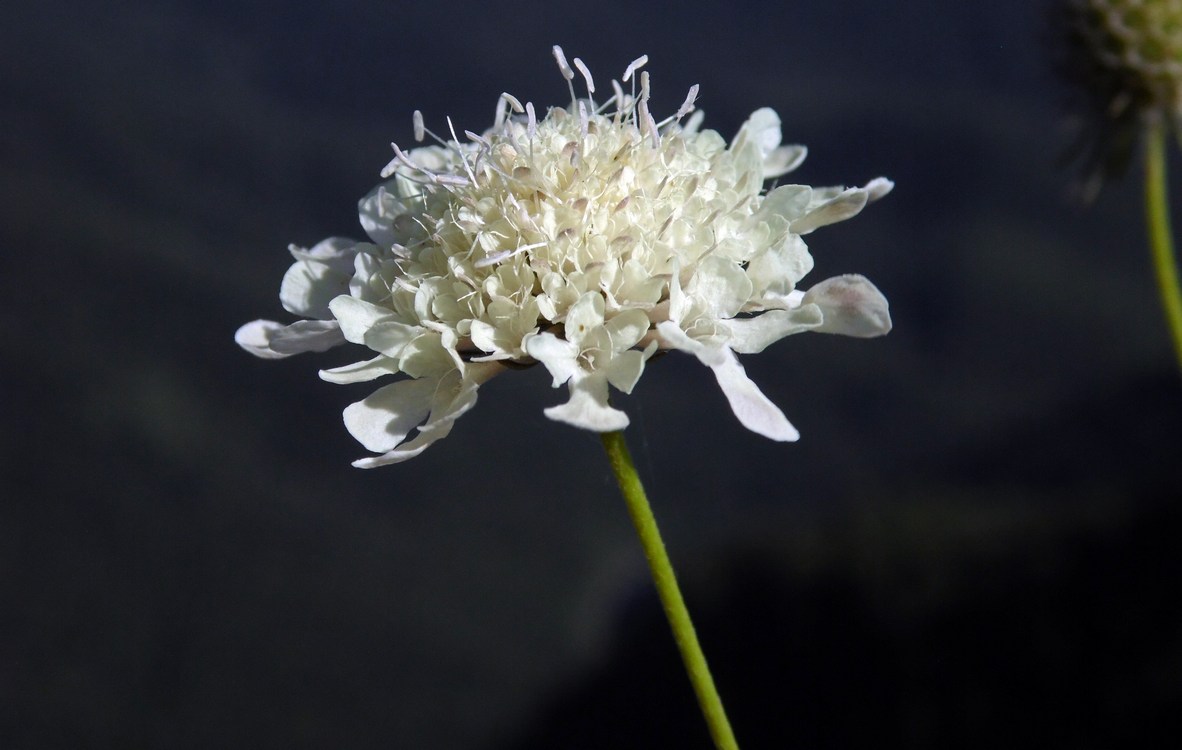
413, 110, 426, 142
623, 55, 648, 83
573, 57, 595, 95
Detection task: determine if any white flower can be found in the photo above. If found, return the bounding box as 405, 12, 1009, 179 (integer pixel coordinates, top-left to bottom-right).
236, 47, 893, 467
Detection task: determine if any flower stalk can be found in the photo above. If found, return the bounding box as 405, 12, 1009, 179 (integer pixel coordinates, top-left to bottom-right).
600, 430, 740, 750
1144, 118, 1182, 373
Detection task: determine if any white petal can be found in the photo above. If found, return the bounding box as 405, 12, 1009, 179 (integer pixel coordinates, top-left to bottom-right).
525, 332, 580, 386
762, 144, 808, 178
722, 305, 824, 354
756, 185, 812, 222
268, 320, 346, 354
469, 319, 502, 355
732, 107, 783, 158
606, 348, 648, 394
802, 274, 892, 337
687, 256, 753, 320
235, 319, 345, 359
280, 239, 361, 318
363, 320, 424, 358
709, 349, 799, 441
342, 378, 436, 453
287, 237, 359, 268
542, 374, 630, 432
565, 293, 606, 344
790, 187, 869, 235
329, 296, 396, 344
358, 182, 413, 248
319, 355, 402, 384
746, 235, 814, 297
234, 320, 290, 359
863, 177, 894, 202
351, 368, 491, 468
604, 308, 653, 351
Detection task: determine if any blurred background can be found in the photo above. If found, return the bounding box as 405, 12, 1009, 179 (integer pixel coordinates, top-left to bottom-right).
3, 0, 1180, 747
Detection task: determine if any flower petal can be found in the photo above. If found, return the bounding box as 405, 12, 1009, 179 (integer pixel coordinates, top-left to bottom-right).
351, 367, 493, 468
543, 373, 630, 432
525, 332, 580, 386
756, 184, 813, 222
605, 347, 649, 394
687, 256, 754, 320
790, 187, 870, 235
604, 308, 652, 350
329, 296, 397, 344
722, 305, 824, 354
746, 234, 814, 297
762, 144, 808, 178
802, 274, 892, 337
358, 181, 414, 248
235, 319, 345, 359
342, 377, 437, 453
565, 293, 606, 344
708, 348, 799, 441
280, 238, 360, 318
319, 355, 402, 384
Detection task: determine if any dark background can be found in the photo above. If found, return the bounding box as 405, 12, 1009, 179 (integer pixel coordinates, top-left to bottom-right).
3, 1, 1180, 747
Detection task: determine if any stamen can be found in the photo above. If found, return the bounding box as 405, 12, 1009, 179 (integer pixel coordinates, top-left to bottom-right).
446, 115, 479, 186
622, 54, 648, 83
500, 92, 525, 114
638, 98, 660, 148
552, 45, 578, 105
573, 57, 595, 95
610, 79, 626, 122
413, 110, 426, 142
674, 84, 699, 120
578, 100, 589, 140
494, 95, 508, 129
552, 45, 575, 80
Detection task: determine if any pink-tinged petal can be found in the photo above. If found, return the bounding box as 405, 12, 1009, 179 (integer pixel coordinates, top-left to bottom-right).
802, 274, 892, 338
542, 374, 630, 432
709, 348, 799, 441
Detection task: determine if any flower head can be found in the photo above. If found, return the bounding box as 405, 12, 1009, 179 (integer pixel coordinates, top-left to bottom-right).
1054, 0, 1182, 197
236, 47, 893, 467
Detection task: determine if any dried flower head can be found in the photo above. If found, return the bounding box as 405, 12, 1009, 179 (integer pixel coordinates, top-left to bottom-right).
1056, 0, 1182, 197
236, 47, 893, 467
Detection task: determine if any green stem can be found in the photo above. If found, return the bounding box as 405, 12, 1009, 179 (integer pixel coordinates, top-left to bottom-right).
599, 430, 740, 750
1144, 119, 1182, 373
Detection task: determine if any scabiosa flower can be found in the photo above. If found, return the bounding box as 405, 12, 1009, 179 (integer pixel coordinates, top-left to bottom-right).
236, 47, 893, 467
1055, 0, 1182, 198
